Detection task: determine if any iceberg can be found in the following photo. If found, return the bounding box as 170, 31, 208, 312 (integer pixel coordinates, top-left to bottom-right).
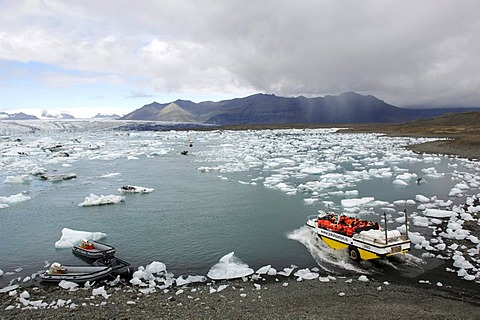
0, 193, 31, 206
341, 197, 375, 208
78, 193, 125, 206
424, 209, 457, 218
207, 252, 254, 280
54, 227, 107, 248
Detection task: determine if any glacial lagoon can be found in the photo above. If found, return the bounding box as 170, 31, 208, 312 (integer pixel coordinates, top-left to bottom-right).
1, 124, 479, 288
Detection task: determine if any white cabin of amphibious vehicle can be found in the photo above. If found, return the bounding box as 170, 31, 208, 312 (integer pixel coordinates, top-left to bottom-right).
306, 210, 411, 261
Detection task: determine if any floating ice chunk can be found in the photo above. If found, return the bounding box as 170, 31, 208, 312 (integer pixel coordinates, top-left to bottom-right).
415, 195, 430, 203
145, 261, 166, 274
100, 172, 121, 178
0, 269, 3, 276
424, 209, 457, 218
448, 188, 463, 197
54, 228, 107, 248
341, 197, 375, 208
3, 175, 31, 184
392, 179, 408, 186
345, 190, 359, 197
454, 183, 469, 190
408, 232, 426, 245
0, 285, 19, 293
396, 173, 417, 181
294, 268, 319, 280
207, 252, 254, 280
255, 265, 272, 275
277, 267, 295, 277
78, 193, 125, 206
267, 268, 277, 276
0, 193, 31, 206
413, 216, 429, 227
175, 275, 206, 286
421, 167, 443, 178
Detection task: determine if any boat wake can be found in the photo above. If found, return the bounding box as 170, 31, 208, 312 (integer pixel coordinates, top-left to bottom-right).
287, 226, 365, 274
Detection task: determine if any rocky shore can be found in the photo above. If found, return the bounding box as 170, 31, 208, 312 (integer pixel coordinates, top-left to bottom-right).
1, 273, 479, 320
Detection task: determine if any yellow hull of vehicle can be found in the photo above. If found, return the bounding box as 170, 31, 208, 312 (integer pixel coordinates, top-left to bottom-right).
319, 235, 407, 261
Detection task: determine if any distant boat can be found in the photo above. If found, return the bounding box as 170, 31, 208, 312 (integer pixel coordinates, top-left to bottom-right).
72, 239, 116, 260
39, 262, 112, 283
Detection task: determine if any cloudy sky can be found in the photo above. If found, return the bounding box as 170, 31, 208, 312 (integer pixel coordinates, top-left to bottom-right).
1, 0, 479, 118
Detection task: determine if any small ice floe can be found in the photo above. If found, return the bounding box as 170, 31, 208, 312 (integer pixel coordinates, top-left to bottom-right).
175, 275, 206, 286
54, 227, 107, 248
0, 193, 31, 208
118, 185, 154, 193
0, 285, 19, 293
100, 172, 121, 178
3, 175, 31, 184
415, 194, 430, 203
392, 179, 408, 186
207, 252, 254, 280
277, 267, 295, 277
341, 197, 375, 208
145, 261, 167, 274
294, 268, 319, 280
255, 265, 272, 275
424, 209, 457, 218
78, 193, 125, 206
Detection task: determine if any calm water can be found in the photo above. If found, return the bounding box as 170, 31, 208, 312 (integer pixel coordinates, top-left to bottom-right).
1, 128, 479, 287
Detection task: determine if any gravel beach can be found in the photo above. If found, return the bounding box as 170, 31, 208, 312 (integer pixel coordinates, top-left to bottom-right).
1, 273, 479, 320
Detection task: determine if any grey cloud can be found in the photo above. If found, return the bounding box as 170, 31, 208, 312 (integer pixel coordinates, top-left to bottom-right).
1, 0, 479, 107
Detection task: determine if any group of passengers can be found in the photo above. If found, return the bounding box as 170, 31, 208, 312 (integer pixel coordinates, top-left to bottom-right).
317, 214, 379, 236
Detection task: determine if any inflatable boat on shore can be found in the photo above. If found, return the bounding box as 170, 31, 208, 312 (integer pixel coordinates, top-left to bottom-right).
306, 210, 411, 261
72, 240, 116, 260
39, 263, 112, 283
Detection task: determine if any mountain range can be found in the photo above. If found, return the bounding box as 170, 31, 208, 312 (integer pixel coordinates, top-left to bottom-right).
120, 92, 480, 125
3, 92, 479, 124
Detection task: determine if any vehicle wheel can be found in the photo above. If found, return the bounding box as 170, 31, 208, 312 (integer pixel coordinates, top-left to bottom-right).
348, 246, 361, 262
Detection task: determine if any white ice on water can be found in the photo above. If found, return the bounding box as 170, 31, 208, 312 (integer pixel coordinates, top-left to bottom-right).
0, 193, 31, 208
78, 193, 125, 206
54, 228, 107, 248
1, 123, 480, 287
207, 252, 254, 280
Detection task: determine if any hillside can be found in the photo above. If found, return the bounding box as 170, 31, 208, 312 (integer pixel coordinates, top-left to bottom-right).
121, 92, 480, 125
